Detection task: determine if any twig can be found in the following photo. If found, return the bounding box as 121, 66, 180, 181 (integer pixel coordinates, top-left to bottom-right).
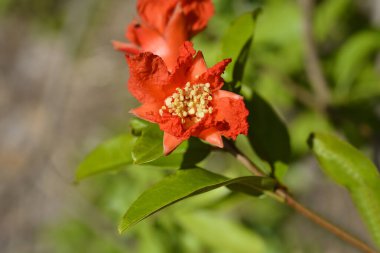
300, 0, 330, 108
280, 191, 377, 253
222, 140, 265, 177
224, 141, 378, 253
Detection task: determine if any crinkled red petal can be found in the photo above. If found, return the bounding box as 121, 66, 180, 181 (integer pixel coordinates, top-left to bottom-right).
159, 115, 185, 136
169, 41, 197, 86
197, 58, 231, 91
137, 0, 178, 34
163, 6, 189, 71
180, 0, 214, 36
130, 103, 162, 123
159, 111, 214, 141
212, 90, 249, 139
126, 52, 170, 103
126, 22, 168, 57
177, 41, 197, 66
189, 51, 208, 80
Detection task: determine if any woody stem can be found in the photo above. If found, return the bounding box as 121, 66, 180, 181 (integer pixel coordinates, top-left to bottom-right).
223, 140, 378, 253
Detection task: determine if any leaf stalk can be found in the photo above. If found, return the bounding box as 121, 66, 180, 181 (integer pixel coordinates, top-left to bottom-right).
223, 140, 378, 253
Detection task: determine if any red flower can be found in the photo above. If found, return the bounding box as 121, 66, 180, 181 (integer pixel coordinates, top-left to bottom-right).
113, 0, 214, 71
127, 42, 249, 155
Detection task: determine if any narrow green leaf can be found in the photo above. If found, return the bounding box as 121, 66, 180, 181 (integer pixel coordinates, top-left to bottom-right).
132, 124, 163, 164
246, 92, 291, 165
309, 132, 380, 248
76, 134, 135, 181
119, 168, 274, 232
177, 211, 267, 253
221, 10, 260, 87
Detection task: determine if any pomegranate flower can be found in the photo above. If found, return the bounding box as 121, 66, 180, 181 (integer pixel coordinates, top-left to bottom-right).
113, 0, 214, 71
127, 42, 249, 155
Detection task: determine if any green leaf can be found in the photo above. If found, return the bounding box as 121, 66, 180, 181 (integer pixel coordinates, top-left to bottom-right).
177, 211, 267, 253
129, 118, 150, 136
130, 117, 190, 168
334, 31, 380, 100
180, 138, 212, 168
246, 92, 291, 166
131, 117, 212, 167
221, 10, 260, 87
76, 134, 135, 181
308, 132, 380, 248
119, 168, 274, 232
146, 141, 188, 168
148, 138, 212, 169
273, 162, 289, 184
132, 124, 163, 164
289, 111, 333, 156
132, 125, 211, 168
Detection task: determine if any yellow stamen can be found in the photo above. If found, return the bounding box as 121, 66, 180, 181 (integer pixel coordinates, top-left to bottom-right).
160, 82, 214, 123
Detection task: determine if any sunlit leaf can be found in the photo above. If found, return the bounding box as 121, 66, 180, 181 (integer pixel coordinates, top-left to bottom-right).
246, 92, 291, 166
308, 132, 380, 248
273, 162, 288, 184
132, 127, 211, 168
119, 168, 274, 232
130, 118, 188, 167
132, 124, 163, 164
76, 134, 135, 181
289, 112, 332, 156
221, 9, 260, 89
146, 141, 188, 168
129, 118, 150, 136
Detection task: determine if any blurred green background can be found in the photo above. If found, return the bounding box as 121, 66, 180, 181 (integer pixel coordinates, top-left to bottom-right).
0, 0, 379, 252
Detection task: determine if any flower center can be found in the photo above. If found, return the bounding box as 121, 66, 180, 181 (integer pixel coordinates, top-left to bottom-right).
159, 82, 213, 124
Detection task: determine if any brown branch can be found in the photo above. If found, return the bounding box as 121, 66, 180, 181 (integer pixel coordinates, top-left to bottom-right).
280, 190, 378, 253
225, 142, 378, 253
300, 0, 330, 108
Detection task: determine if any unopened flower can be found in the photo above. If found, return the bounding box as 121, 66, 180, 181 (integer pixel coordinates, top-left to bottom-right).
127, 42, 249, 155
113, 0, 214, 71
